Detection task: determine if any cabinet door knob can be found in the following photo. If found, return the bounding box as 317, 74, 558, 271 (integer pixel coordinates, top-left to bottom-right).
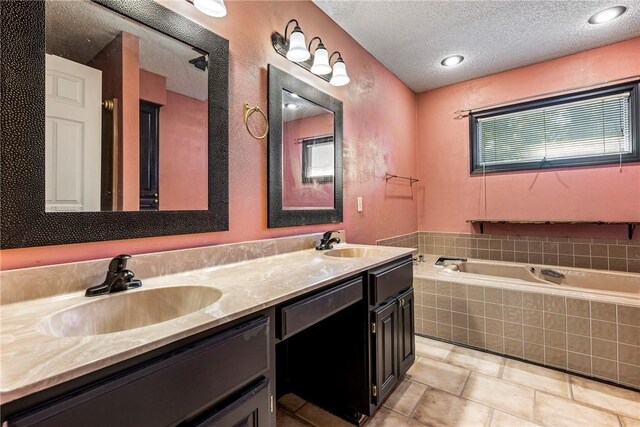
154, 193, 158, 197
154, 199, 159, 203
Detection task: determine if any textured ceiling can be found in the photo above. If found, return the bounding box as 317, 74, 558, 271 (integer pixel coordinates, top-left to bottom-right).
45, 0, 208, 100
312, 1, 640, 93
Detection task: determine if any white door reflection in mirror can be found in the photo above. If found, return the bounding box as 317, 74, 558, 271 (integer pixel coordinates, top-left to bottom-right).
282, 89, 335, 210
45, 54, 102, 212
44, 0, 208, 212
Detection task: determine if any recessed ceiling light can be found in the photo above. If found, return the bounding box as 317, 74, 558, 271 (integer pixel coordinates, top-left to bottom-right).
284, 103, 299, 109
441, 55, 464, 67
588, 6, 627, 24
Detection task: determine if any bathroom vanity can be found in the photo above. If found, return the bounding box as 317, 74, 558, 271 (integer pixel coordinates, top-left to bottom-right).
0, 244, 415, 426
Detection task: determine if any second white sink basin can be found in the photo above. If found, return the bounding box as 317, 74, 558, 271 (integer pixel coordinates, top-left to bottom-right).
38, 286, 222, 337
323, 247, 387, 258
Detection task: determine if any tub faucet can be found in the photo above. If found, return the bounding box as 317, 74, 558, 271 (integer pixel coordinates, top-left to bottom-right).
85, 255, 142, 297
316, 230, 341, 250
541, 269, 565, 280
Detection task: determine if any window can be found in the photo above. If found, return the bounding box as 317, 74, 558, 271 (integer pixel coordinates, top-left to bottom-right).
302, 136, 334, 183
470, 81, 639, 174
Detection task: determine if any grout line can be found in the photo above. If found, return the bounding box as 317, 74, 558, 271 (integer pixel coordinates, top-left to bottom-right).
569, 375, 575, 400
486, 408, 494, 427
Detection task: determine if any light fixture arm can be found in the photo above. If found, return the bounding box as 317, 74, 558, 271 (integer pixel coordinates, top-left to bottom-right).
308, 36, 324, 52
329, 51, 344, 65
284, 19, 300, 40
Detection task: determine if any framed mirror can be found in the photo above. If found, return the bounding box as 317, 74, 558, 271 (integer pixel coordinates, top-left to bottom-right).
267, 65, 343, 228
0, 0, 229, 248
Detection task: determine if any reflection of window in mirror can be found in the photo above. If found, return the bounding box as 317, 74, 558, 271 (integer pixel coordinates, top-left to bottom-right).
44, 0, 208, 212
302, 136, 334, 183
281, 89, 335, 210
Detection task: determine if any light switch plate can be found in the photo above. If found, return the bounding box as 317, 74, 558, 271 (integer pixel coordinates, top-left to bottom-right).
357, 197, 363, 212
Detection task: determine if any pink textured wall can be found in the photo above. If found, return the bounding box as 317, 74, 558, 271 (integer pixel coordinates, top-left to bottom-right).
121, 33, 141, 211
416, 38, 640, 240
1, 0, 418, 269
282, 113, 334, 209
139, 69, 167, 106
139, 69, 208, 210
159, 90, 208, 210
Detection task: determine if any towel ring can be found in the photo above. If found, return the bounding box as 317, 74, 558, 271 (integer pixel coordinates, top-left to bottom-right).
244, 103, 269, 140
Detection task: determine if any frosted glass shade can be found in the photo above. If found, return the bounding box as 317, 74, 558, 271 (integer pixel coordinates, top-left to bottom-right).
193, 0, 227, 17
330, 60, 350, 86
310, 46, 331, 75
286, 30, 310, 62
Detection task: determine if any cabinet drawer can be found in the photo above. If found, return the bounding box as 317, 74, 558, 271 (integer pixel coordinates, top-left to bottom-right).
9, 317, 270, 427
278, 277, 363, 340
189, 377, 270, 427
369, 258, 413, 306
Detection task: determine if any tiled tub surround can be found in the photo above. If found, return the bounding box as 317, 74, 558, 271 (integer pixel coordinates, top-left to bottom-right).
414, 256, 640, 389
418, 231, 640, 273
0, 231, 337, 304
376, 231, 419, 250
0, 239, 414, 403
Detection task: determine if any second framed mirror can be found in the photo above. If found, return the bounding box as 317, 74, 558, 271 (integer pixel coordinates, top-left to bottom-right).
267, 65, 343, 228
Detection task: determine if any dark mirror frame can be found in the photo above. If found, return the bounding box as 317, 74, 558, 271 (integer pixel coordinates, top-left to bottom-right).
267, 65, 343, 228
0, 0, 229, 249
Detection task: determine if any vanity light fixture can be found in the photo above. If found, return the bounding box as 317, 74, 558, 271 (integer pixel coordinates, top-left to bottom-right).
588, 6, 627, 24
308, 37, 332, 75
283, 19, 310, 62
441, 54, 464, 67
271, 20, 351, 86
329, 52, 350, 86
189, 0, 227, 17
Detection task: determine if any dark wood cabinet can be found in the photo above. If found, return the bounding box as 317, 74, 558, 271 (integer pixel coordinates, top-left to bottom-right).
369, 257, 415, 413
7, 317, 273, 427
372, 300, 399, 406
398, 288, 416, 377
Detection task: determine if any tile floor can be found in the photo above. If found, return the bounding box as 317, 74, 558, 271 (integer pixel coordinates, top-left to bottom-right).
277, 336, 640, 427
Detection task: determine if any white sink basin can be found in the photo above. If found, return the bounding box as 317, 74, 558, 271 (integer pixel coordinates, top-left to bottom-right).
38, 286, 222, 337
323, 248, 387, 258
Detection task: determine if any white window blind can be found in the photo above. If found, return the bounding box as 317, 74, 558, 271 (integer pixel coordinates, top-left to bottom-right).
477, 92, 631, 167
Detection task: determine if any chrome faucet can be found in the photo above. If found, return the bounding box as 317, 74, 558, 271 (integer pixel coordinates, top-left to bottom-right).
85, 254, 142, 297
316, 230, 341, 250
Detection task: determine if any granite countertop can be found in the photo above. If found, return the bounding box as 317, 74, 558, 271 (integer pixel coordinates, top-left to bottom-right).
0, 244, 414, 404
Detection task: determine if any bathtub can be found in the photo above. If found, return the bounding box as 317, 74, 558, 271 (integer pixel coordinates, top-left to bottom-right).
413, 255, 640, 389
439, 259, 640, 298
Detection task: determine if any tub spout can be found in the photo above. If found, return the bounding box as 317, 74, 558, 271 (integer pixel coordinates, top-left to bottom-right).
541, 269, 565, 280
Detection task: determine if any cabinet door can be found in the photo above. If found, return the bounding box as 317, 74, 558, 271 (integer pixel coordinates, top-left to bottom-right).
189, 378, 271, 427
397, 289, 415, 376
372, 301, 398, 406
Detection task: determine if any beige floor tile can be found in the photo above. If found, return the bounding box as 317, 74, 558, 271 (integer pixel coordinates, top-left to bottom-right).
501, 359, 571, 398
571, 376, 640, 420
412, 388, 492, 427
296, 402, 354, 427
406, 356, 471, 395
415, 336, 454, 361
491, 410, 541, 427
534, 391, 621, 427
276, 410, 312, 426
278, 393, 307, 413
621, 416, 640, 427
368, 407, 425, 427
383, 379, 428, 416
447, 346, 505, 377
462, 372, 535, 420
